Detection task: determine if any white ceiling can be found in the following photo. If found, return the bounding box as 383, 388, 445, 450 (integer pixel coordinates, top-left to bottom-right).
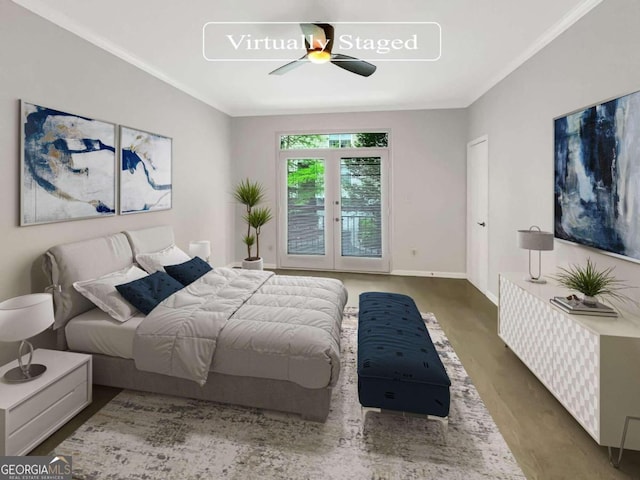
12, 0, 601, 117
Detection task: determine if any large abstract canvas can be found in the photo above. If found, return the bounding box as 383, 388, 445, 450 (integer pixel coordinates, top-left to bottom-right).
554, 90, 640, 262
119, 126, 172, 214
21, 101, 116, 226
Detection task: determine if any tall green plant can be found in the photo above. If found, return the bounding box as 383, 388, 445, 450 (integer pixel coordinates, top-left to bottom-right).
553, 258, 635, 304
246, 207, 273, 259
233, 179, 272, 260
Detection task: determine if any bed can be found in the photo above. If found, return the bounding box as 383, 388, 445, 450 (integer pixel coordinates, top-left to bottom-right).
43, 225, 348, 421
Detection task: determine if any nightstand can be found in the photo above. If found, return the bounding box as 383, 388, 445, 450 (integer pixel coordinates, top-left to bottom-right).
0, 349, 92, 456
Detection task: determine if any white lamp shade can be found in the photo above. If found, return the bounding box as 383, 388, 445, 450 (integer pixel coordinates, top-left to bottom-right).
189, 240, 211, 260
517, 229, 554, 251
0, 293, 54, 342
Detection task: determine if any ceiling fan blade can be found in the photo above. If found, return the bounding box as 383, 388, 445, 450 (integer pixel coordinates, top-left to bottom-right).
331, 53, 377, 77
300, 23, 327, 50
300, 23, 335, 54
268, 56, 309, 75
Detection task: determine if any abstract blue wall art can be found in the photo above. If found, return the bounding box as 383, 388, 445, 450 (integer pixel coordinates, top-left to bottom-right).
21, 101, 116, 226
119, 126, 172, 214
555, 90, 640, 262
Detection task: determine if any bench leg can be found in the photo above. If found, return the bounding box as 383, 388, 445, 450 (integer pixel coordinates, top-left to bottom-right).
361, 406, 448, 443
427, 414, 449, 443
361, 406, 381, 434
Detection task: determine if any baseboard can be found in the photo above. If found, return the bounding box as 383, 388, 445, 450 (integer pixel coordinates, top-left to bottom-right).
227, 264, 465, 278
390, 270, 467, 279
486, 291, 499, 306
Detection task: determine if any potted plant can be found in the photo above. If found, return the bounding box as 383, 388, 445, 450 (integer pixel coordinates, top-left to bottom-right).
233, 179, 273, 270
553, 258, 635, 307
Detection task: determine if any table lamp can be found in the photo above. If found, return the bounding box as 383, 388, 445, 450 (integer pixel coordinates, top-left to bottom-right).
189, 240, 211, 262
517, 225, 554, 283
0, 293, 55, 382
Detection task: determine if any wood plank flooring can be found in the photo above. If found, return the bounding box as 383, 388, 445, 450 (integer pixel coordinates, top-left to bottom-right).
32, 272, 640, 479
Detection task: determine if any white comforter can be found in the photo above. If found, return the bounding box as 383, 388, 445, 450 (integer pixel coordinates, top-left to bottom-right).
133, 268, 348, 388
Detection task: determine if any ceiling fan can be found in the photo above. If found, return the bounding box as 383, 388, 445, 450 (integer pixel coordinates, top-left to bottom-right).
269, 23, 377, 77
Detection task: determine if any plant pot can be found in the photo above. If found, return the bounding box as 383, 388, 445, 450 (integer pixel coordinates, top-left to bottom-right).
582, 295, 598, 307
242, 258, 263, 270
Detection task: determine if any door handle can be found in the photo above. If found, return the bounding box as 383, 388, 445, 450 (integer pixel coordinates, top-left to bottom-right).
477, 222, 486, 227
335, 218, 340, 222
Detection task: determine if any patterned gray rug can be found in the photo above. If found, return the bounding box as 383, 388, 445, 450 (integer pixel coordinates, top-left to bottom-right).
55, 308, 525, 479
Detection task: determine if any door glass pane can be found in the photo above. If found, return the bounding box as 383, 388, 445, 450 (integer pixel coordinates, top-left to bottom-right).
340, 157, 382, 258
287, 158, 325, 255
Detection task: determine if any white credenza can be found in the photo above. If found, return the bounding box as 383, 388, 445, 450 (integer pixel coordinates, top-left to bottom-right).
499, 273, 640, 450
0, 349, 92, 456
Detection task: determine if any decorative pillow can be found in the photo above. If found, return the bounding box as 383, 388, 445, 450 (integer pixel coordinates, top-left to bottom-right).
135, 244, 190, 274
73, 265, 148, 322
165, 257, 213, 286
116, 271, 183, 315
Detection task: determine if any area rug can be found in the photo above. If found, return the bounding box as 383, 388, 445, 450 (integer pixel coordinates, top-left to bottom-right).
55, 308, 525, 479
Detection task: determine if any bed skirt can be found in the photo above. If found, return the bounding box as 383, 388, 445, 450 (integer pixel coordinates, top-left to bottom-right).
91, 353, 332, 422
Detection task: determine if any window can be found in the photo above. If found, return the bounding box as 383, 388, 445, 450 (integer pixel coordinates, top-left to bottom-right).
280, 132, 388, 150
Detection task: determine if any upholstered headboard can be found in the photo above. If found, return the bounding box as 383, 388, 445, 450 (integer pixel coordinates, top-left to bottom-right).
43, 233, 133, 330
43, 225, 175, 331
124, 225, 175, 258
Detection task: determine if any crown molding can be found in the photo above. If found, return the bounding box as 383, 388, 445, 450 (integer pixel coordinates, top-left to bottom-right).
12, 0, 602, 117
11, 0, 231, 115
465, 0, 603, 107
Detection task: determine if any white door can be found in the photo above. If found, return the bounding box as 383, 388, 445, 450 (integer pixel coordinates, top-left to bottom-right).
279, 149, 389, 272
467, 136, 489, 294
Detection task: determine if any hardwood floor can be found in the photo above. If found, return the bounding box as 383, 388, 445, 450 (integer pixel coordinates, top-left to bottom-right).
32, 272, 640, 479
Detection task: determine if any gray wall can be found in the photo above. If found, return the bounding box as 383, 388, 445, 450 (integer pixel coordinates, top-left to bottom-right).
0, 0, 232, 364
231, 109, 468, 275
468, 0, 640, 307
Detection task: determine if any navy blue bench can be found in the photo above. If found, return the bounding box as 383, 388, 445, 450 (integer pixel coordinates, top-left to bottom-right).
357, 292, 451, 424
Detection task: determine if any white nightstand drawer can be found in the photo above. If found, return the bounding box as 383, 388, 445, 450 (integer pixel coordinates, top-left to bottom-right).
6, 381, 88, 456
0, 350, 92, 456
7, 363, 88, 434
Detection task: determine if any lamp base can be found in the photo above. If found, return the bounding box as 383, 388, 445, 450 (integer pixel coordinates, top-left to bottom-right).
524, 276, 547, 284
3, 364, 47, 383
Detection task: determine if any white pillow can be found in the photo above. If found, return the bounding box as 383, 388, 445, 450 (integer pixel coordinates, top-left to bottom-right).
73, 265, 148, 322
135, 244, 191, 274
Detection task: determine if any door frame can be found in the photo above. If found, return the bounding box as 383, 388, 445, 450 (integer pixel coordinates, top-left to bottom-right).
276, 146, 390, 272
466, 135, 489, 295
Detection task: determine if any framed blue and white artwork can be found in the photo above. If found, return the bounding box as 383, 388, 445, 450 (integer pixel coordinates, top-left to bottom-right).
119, 126, 172, 214
20, 101, 116, 226
554, 89, 640, 263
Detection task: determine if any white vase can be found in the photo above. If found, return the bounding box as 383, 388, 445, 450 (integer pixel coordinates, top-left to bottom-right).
582, 295, 598, 306
242, 258, 263, 270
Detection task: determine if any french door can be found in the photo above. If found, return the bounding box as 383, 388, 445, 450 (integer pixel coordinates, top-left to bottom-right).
278, 149, 389, 272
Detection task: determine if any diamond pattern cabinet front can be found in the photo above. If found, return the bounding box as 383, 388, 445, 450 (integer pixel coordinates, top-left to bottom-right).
498, 273, 640, 451
498, 275, 555, 390
551, 310, 600, 440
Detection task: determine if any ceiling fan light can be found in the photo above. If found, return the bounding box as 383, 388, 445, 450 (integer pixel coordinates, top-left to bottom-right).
308, 50, 331, 64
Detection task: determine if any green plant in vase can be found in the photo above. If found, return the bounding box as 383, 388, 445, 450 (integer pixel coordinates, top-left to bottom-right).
233, 179, 273, 270
245, 207, 273, 261
553, 258, 635, 307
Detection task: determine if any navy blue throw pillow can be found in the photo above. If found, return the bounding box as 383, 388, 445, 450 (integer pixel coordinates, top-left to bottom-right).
164, 256, 212, 286
116, 271, 183, 315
